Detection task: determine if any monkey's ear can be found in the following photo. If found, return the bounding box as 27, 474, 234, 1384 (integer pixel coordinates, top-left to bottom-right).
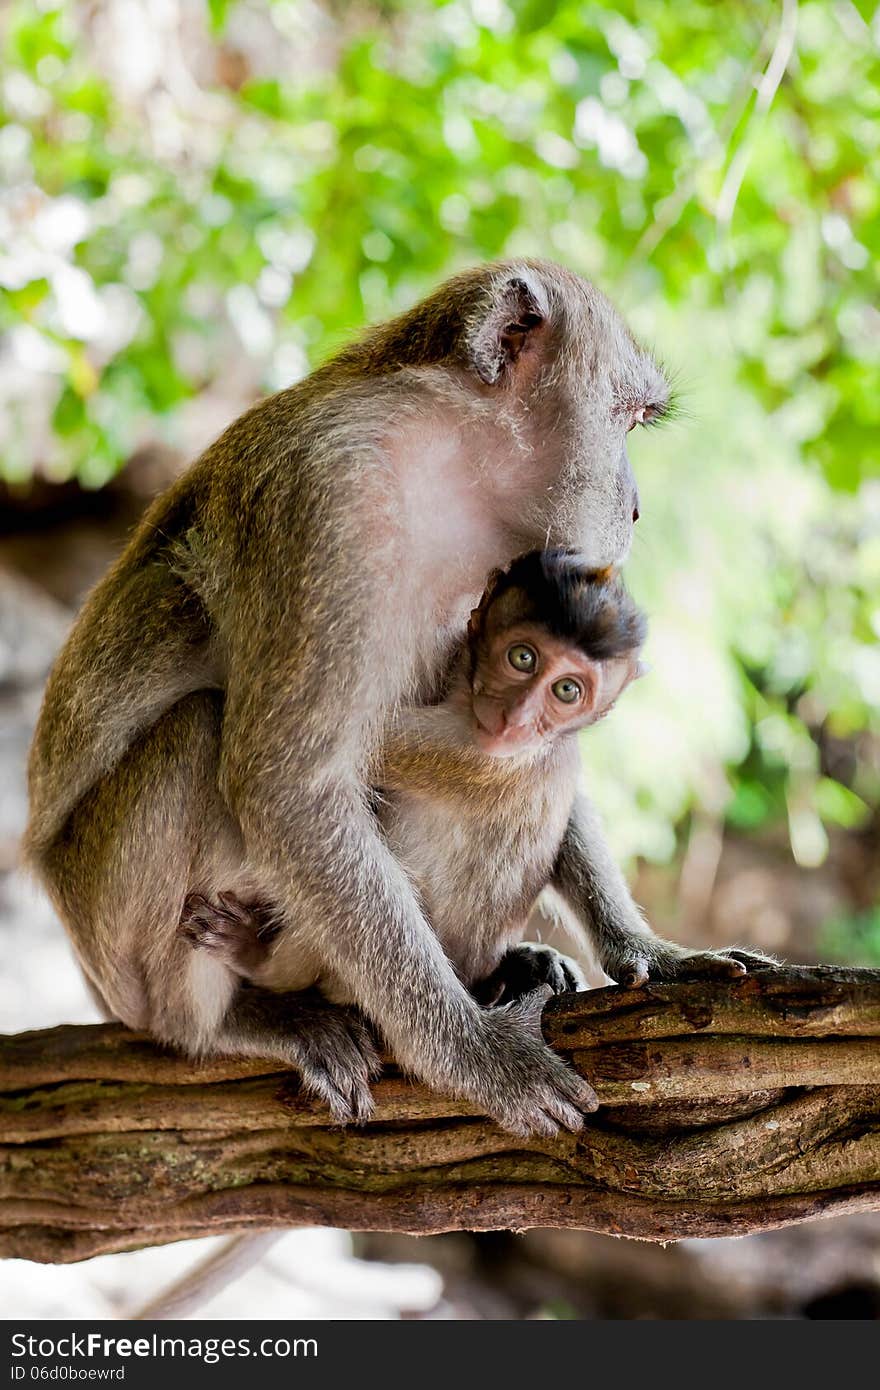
589, 654, 642, 722
470, 276, 547, 385
468, 566, 506, 638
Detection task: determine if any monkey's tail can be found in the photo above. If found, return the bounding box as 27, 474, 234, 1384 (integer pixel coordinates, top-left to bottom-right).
129, 1232, 284, 1321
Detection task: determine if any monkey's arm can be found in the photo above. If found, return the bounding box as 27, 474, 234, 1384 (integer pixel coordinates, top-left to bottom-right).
233, 777, 597, 1133
552, 793, 771, 985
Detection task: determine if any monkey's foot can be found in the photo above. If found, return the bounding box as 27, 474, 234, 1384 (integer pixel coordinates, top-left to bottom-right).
610, 942, 780, 989
286, 996, 383, 1125
180, 891, 277, 974
229, 985, 382, 1125
475, 944, 586, 1007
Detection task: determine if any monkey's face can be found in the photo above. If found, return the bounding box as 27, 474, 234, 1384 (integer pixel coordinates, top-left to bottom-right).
487, 269, 669, 569
469, 618, 639, 759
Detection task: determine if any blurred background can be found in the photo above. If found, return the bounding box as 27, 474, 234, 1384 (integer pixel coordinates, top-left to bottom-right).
1, 0, 879, 1320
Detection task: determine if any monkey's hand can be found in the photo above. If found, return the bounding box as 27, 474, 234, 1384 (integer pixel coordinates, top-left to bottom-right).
450, 986, 598, 1138
603, 937, 780, 989
474, 944, 586, 1007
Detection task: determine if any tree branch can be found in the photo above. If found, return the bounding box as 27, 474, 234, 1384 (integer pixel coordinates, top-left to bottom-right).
3, 966, 879, 1263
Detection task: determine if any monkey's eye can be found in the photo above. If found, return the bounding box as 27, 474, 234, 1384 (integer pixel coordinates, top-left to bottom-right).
629, 403, 664, 430
507, 644, 537, 673
552, 677, 582, 704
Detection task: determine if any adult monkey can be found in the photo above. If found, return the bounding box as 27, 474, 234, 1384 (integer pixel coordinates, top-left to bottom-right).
26, 261, 750, 1137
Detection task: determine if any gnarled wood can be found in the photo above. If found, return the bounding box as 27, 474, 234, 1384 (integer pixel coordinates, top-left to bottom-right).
2, 966, 879, 1263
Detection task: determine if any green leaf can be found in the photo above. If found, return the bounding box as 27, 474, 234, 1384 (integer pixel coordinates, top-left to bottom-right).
206, 0, 233, 36
814, 777, 870, 830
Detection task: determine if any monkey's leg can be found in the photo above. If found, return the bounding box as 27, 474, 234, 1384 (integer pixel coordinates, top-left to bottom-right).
554, 794, 778, 987
39, 693, 380, 1121
179, 894, 382, 1122
474, 944, 586, 1006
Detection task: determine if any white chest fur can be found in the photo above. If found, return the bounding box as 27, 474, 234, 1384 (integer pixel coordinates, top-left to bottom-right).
376, 708, 579, 984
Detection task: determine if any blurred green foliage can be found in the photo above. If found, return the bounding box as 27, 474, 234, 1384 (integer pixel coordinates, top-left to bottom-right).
1, 0, 879, 874
821, 905, 880, 965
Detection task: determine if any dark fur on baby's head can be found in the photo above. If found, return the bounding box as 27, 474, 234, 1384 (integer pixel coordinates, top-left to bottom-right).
468, 548, 646, 663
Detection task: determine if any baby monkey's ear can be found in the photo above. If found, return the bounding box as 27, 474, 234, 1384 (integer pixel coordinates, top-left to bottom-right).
590, 652, 644, 722
468, 566, 506, 639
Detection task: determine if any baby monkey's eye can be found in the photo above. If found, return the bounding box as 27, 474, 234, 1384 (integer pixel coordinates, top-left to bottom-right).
507, 644, 537, 672
552, 677, 582, 704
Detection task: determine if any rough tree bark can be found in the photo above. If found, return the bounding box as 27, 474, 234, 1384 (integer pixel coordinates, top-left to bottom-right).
2, 966, 879, 1264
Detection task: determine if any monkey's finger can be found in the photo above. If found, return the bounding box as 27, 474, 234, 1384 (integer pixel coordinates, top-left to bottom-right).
299, 1014, 381, 1091
324, 1044, 378, 1115
559, 960, 585, 993
544, 956, 568, 993
723, 949, 780, 970
492, 1070, 597, 1137
347, 1016, 384, 1079
677, 953, 748, 980
617, 958, 650, 988
533, 1072, 596, 1131
542, 1098, 587, 1134
292, 1026, 376, 1123
297, 1065, 359, 1125
310, 1056, 375, 1126
346, 1078, 376, 1126
365, 1050, 384, 1082
310, 1065, 375, 1127
500, 1080, 593, 1137
496, 1107, 559, 1140
321, 1047, 379, 1108
566, 1077, 600, 1115
543, 1059, 599, 1117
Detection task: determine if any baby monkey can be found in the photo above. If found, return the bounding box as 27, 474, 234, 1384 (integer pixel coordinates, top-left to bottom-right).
184, 551, 649, 1085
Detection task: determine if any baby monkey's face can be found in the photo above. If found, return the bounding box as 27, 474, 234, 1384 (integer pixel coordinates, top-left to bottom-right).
469, 613, 639, 759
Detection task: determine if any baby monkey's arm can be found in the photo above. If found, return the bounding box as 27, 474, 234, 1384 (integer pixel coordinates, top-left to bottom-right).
553, 793, 775, 985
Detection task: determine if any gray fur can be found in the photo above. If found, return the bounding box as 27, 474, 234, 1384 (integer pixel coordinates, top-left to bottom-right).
26, 260, 680, 1136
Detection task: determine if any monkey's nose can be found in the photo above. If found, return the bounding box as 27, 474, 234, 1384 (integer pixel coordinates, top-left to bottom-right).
632, 506, 640, 523
504, 701, 533, 731
472, 696, 507, 737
